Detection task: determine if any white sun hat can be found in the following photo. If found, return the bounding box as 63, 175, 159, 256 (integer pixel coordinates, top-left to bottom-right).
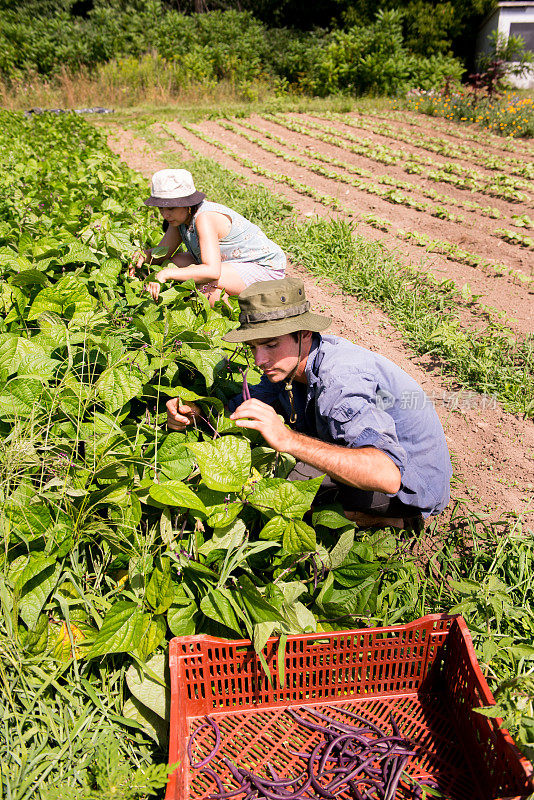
144, 169, 206, 207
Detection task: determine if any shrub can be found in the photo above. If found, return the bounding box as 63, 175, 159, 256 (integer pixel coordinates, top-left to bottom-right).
155, 10, 269, 84
302, 10, 463, 96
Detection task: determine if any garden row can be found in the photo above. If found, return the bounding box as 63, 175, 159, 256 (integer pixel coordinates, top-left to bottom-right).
222, 117, 534, 252
1, 110, 533, 798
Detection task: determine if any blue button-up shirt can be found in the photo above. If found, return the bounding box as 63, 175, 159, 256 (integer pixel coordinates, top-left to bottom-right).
230, 334, 452, 516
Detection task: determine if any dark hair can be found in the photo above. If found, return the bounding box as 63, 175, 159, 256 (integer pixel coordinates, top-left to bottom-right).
160, 202, 203, 233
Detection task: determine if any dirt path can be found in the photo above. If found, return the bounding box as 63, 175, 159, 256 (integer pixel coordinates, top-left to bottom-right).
100, 121, 534, 526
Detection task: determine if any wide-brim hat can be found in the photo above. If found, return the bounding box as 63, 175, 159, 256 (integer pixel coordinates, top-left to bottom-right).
144, 168, 206, 207
223, 277, 331, 343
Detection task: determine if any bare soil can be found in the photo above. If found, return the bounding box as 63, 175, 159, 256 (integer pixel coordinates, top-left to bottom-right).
99, 118, 534, 527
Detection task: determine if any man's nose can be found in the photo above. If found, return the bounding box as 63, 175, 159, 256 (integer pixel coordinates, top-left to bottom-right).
254, 347, 268, 367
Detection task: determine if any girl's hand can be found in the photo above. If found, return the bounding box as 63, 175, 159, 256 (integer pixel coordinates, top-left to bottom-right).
146, 267, 172, 301
147, 280, 161, 301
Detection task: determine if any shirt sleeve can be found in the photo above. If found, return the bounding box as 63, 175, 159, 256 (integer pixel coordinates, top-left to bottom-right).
316, 374, 408, 477
227, 374, 283, 413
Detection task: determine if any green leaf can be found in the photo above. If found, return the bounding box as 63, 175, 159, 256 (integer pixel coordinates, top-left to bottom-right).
180, 345, 225, 388
474, 705, 505, 719
283, 519, 316, 553
136, 614, 166, 661
333, 558, 379, 588
195, 486, 243, 527
105, 228, 133, 256
0, 378, 45, 417
259, 515, 287, 541
20, 613, 49, 655
238, 576, 285, 624
313, 507, 354, 529
282, 601, 316, 634
250, 476, 322, 519
60, 241, 100, 265
27, 275, 95, 320
0, 335, 56, 381
15, 555, 57, 629
88, 601, 147, 658
149, 480, 207, 514
254, 621, 276, 652
167, 593, 197, 637
449, 578, 482, 594
126, 653, 169, 720
186, 436, 251, 492
123, 696, 168, 746
9, 269, 47, 287
200, 589, 242, 635
199, 518, 247, 556
157, 434, 195, 481
145, 558, 174, 614
96, 366, 143, 412
0, 334, 17, 380
329, 529, 356, 569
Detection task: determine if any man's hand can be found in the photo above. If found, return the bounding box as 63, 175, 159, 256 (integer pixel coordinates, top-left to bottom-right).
166, 398, 202, 431
230, 399, 294, 452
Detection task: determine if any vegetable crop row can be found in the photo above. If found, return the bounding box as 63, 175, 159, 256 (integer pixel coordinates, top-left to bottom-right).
493, 228, 534, 250
365, 107, 530, 153
321, 111, 534, 180
172, 121, 531, 289
270, 114, 532, 203
219, 120, 466, 223
236, 118, 504, 220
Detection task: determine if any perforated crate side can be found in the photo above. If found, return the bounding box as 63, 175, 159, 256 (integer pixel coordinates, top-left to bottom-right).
443, 617, 534, 799
171, 614, 454, 719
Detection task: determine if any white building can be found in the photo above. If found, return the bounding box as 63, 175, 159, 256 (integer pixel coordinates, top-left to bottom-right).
476, 1, 534, 88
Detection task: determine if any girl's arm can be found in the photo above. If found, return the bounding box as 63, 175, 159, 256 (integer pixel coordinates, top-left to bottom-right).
155, 211, 227, 284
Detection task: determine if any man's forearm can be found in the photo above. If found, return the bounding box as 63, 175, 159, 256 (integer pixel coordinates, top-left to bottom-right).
230, 399, 402, 495
282, 429, 401, 495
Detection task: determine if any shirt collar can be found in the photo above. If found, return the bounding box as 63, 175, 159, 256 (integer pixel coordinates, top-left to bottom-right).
304, 333, 323, 389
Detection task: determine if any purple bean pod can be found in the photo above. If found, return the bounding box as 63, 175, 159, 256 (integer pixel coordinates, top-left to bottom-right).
318, 733, 353, 775
303, 707, 377, 737
313, 706, 386, 737
328, 751, 387, 792
201, 766, 226, 793
188, 716, 221, 769
240, 368, 251, 402
389, 712, 401, 738
383, 754, 410, 800
347, 779, 367, 800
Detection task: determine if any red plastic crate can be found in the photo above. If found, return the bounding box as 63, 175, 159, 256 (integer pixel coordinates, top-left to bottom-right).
165, 614, 533, 800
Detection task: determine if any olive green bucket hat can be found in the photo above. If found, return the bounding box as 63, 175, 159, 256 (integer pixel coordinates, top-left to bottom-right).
223, 277, 331, 343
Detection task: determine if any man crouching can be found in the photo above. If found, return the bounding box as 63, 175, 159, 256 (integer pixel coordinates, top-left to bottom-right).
166, 278, 452, 529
